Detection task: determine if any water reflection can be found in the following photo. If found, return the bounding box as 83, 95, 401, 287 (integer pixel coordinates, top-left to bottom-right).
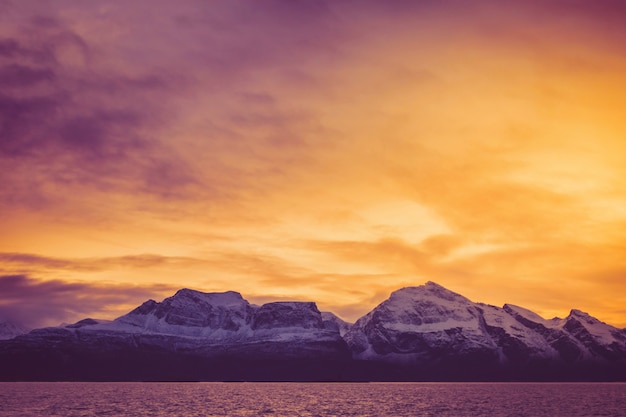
0, 382, 624, 417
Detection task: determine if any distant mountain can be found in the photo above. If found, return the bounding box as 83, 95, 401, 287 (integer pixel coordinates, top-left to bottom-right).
0, 321, 30, 340
1, 282, 624, 381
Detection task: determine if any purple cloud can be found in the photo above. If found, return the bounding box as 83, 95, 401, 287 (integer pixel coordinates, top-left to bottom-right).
0, 39, 20, 56
0, 64, 54, 86
0, 13, 197, 206
0, 274, 175, 329
0, 1, 360, 212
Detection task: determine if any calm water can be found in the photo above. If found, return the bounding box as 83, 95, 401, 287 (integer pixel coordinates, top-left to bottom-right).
0, 382, 624, 417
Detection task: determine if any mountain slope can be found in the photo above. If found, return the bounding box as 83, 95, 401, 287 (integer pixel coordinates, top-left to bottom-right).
321, 312, 352, 337
0, 321, 30, 340
344, 282, 626, 380
345, 282, 500, 362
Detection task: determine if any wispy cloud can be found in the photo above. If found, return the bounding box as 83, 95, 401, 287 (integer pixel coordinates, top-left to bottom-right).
0, 274, 176, 328
0, 13, 198, 209
1, 1, 626, 328
0, 252, 204, 274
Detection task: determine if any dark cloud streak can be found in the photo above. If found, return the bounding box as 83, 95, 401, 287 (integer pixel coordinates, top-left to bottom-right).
0, 39, 20, 56
0, 252, 206, 273
0, 274, 176, 328
0, 64, 54, 86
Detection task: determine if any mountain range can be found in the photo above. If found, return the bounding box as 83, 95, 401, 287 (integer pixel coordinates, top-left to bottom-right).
1, 282, 625, 381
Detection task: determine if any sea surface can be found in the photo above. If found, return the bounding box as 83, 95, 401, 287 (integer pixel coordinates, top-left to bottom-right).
0, 382, 624, 417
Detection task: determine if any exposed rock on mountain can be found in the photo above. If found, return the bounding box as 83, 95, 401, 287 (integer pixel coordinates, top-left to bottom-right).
345, 282, 626, 380
1, 283, 624, 381
0, 289, 350, 381
252, 302, 323, 330
346, 282, 498, 362
116, 289, 255, 338
321, 312, 352, 337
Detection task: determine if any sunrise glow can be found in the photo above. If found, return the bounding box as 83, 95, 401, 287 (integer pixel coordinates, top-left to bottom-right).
1, 1, 625, 329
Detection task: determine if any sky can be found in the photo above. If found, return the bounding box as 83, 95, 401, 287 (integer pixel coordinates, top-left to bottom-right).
1, 0, 626, 329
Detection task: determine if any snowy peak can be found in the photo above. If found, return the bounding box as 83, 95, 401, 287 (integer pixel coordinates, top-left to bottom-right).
113, 291, 342, 343
391, 281, 470, 304
66, 318, 105, 329
562, 309, 626, 357
128, 299, 159, 316
423, 280, 467, 299
568, 309, 594, 321
378, 282, 477, 329
503, 304, 549, 325
502, 303, 557, 332
2, 282, 626, 381
382, 282, 478, 329
346, 281, 626, 366
346, 282, 492, 360
171, 289, 246, 306
116, 288, 254, 334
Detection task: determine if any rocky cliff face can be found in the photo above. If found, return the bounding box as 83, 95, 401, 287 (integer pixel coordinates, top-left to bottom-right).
321, 312, 352, 337
252, 302, 324, 330
116, 289, 256, 338
113, 290, 339, 345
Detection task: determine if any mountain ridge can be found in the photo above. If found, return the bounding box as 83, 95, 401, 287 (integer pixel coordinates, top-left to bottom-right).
1, 282, 625, 381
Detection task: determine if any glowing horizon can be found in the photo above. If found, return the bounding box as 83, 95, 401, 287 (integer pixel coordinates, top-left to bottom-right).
1, 1, 625, 329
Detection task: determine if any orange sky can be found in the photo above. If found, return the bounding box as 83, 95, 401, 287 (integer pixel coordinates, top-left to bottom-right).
1, 1, 625, 328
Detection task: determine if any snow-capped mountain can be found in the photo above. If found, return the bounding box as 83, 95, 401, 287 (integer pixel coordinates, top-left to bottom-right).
1, 282, 624, 381
346, 282, 502, 362
111, 289, 343, 347
15, 289, 349, 358
0, 289, 350, 381
115, 289, 256, 338
345, 281, 626, 379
